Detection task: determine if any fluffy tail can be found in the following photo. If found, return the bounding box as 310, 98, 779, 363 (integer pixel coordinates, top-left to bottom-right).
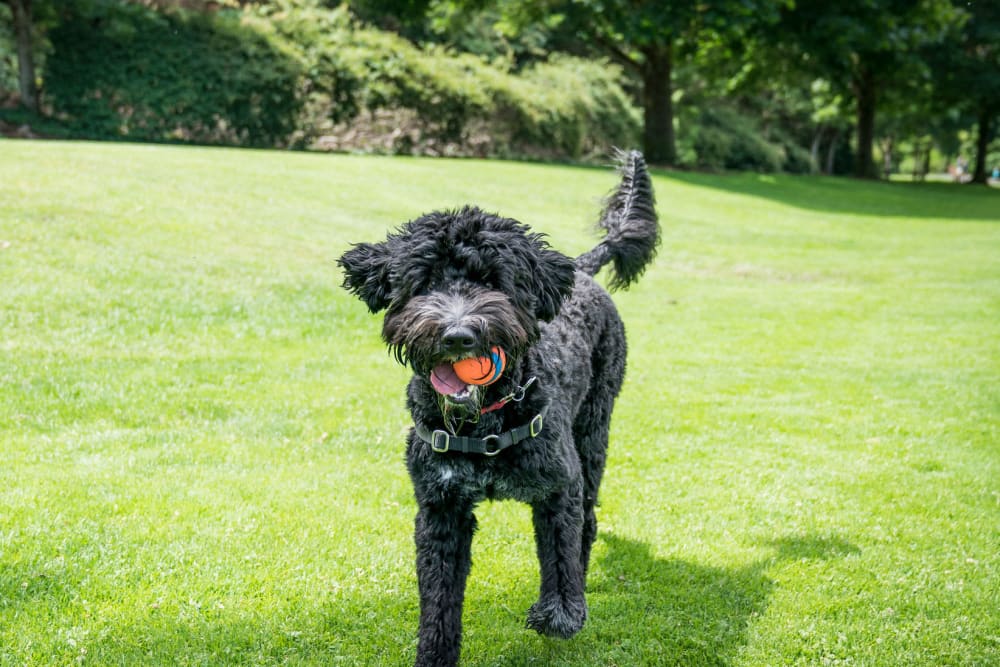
575, 149, 660, 290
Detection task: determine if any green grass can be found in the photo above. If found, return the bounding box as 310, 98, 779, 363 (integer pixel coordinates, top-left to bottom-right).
1, 140, 998, 666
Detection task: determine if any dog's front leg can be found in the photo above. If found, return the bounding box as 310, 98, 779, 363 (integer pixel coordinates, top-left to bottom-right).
526, 482, 588, 638
414, 502, 476, 667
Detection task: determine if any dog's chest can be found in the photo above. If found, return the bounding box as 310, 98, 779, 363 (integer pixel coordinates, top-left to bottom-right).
423, 454, 553, 504
432, 459, 509, 500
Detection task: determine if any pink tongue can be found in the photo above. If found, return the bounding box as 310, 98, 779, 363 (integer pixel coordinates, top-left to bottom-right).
430, 364, 468, 395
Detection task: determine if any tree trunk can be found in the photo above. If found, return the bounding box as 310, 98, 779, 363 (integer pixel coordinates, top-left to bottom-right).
911, 142, 927, 182
852, 66, 878, 179
824, 128, 840, 175
880, 135, 894, 180
9, 0, 38, 112
810, 126, 824, 173
971, 107, 992, 185
641, 44, 676, 166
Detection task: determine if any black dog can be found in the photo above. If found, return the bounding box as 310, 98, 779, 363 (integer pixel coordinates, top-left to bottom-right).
338, 151, 658, 666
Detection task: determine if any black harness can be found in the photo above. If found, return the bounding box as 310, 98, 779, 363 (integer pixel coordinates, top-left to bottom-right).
414, 409, 546, 456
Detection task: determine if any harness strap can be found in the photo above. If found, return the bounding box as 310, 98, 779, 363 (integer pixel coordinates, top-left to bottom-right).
414, 408, 547, 457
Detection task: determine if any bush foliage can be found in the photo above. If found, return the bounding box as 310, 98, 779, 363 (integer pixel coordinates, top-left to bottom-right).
37, 1, 638, 159
46, 2, 302, 146
258, 3, 640, 158
676, 104, 817, 174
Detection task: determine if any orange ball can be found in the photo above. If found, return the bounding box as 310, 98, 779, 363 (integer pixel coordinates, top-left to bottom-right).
453, 346, 506, 386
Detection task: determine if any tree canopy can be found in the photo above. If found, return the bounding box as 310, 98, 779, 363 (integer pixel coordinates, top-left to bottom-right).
771, 0, 963, 178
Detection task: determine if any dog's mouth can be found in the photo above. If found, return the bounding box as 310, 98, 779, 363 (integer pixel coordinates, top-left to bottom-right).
429, 363, 487, 411
429, 362, 484, 431
430, 363, 472, 399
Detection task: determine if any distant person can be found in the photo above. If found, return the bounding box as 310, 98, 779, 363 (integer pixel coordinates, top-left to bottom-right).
955, 155, 970, 183
992, 165, 999, 181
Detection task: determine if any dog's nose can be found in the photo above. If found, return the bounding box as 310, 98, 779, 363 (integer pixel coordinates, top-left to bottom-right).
441, 326, 478, 355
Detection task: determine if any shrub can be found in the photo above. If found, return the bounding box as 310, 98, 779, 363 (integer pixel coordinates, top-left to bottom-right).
249, 2, 363, 139
511, 56, 641, 158
45, 1, 302, 146
683, 105, 786, 173
764, 124, 817, 174
37, 0, 638, 159
258, 2, 639, 159
37, 0, 633, 161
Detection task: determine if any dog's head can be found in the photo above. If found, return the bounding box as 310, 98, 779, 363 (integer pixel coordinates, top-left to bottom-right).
338, 206, 575, 417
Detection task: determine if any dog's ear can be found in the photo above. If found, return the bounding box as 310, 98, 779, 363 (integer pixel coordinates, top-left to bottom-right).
338, 241, 394, 313
527, 240, 576, 322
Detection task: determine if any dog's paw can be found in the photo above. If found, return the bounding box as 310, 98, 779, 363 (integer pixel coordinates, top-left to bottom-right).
526, 596, 587, 638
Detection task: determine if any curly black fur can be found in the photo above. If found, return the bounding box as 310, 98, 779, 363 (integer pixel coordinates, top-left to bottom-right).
337, 153, 659, 667
575, 149, 660, 290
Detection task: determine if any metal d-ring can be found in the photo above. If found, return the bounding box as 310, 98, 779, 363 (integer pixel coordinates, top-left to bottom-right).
482, 434, 502, 456
512, 376, 538, 402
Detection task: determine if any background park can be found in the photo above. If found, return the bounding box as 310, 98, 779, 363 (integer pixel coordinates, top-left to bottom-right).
1, 1, 998, 666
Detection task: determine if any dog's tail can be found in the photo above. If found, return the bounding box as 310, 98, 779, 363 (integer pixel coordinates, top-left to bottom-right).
575, 149, 660, 291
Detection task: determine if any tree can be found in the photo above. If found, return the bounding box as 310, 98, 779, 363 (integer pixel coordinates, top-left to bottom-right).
775, 0, 960, 179
720, 42, 854, 175
3, 0, 37, 111
493, 0, 785, 166
926, 1, 1000, 184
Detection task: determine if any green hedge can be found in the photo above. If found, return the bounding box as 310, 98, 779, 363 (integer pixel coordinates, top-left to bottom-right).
41, 0, 638, 158
46, 1, 302, 146
257, 3, 640, 158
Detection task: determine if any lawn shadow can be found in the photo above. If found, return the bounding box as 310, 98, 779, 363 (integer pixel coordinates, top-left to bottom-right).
766, 534, 861, 561
659, 170, 999, 221
484, 531, 860, 666
573, 533, 773, 666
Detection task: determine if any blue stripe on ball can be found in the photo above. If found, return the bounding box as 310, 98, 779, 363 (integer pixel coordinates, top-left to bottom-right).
488, 349, 504, 383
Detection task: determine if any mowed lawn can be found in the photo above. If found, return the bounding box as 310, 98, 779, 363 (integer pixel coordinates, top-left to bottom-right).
1, 139, 998, 666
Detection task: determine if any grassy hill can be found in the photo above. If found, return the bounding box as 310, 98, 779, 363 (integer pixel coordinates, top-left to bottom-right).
1, 140, 998, 666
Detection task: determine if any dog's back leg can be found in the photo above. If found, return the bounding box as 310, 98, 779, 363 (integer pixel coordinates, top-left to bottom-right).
574, 314, 626, 577
575, 408, 610, 578
526, 481, 588, 638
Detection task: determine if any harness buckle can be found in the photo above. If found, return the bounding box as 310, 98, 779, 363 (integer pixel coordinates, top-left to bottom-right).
430, 430, 450, 453
482, 434, 501, 457
529, 413, 544, 438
